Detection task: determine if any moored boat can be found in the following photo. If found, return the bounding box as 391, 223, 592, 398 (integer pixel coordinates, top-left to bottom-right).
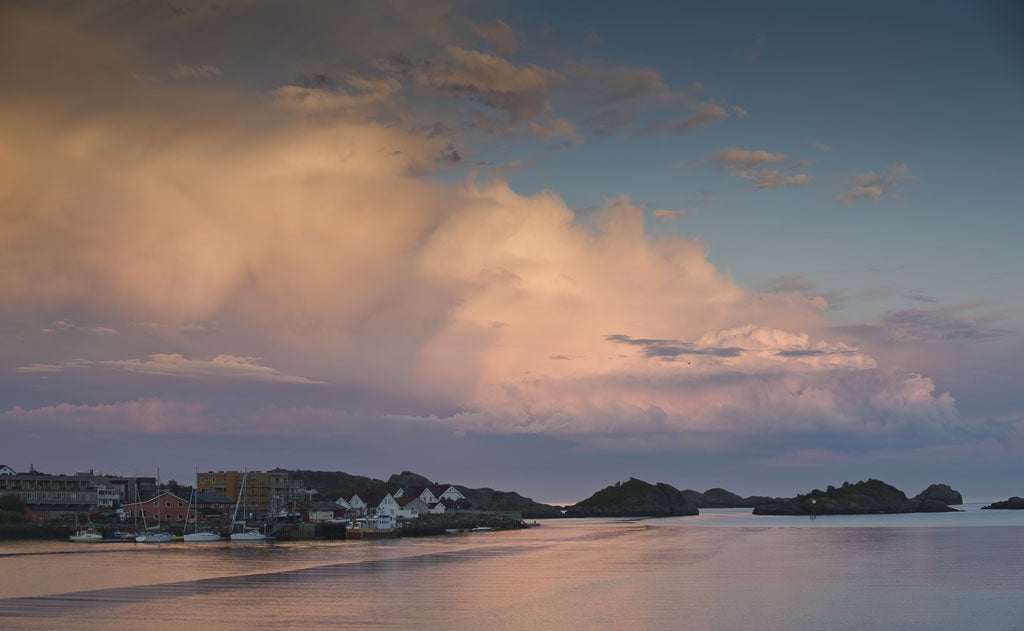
228, 471, 270, 542
135, 530, 173, 543
69, 527, 103, 543
347, 514, 397, 539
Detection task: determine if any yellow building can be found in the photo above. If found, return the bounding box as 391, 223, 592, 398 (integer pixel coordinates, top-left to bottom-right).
196, 470, 304, 517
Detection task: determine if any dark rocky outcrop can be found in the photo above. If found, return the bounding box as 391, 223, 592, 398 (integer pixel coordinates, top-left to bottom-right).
981, 496, 1024, 510
914, 483, 963, 506
565, 478, 699, 517
683, 487, 779, 508
753, 479, 960, 515
291, 470, 386, 501
456, 486, 563, 518
386, 471, 433, 489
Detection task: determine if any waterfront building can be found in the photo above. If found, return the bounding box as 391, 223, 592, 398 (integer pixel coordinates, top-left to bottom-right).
121, 491, 194, 524
0, 470, 99, 514
0, 464, 16, 476
196, 469, 306, 517
279, 500, 346, 523
107, 476, 158, 503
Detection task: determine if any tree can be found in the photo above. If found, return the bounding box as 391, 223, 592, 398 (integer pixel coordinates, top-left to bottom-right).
0, 493, 26, 514
166, 479, 193, 499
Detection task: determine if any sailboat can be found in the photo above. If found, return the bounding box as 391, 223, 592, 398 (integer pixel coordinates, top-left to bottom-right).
136, 480, 172, 543
183, 487, 220, 542
229, 471, 269, 541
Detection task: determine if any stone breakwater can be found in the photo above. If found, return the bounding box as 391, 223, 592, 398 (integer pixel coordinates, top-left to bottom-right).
398, 513, 528, 537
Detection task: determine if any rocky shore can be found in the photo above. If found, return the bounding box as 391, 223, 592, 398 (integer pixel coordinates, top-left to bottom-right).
398, 513, 532, 537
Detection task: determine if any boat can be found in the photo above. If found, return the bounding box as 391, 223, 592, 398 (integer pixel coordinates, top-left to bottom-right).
135, 477, 173, 543
183, 486, 221, 542
229, 471, 269, 542
230, 526, 269, 541
136, 530, 173, 543
69, 517, 103, 543
470, 526, 494, 532
346, 514, 398, 539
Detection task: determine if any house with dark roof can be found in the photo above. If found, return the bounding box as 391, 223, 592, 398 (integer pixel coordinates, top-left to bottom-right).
395, 484, 465, 505
279, 500, 346, 523
0, 464, 16, 476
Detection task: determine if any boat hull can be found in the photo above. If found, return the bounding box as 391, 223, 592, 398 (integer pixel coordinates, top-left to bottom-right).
135, 533, 173, 543
184, 532, 222, 542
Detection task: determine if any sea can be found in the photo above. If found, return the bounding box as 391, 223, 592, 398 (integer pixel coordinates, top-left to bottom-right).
0, 503, 1021, 630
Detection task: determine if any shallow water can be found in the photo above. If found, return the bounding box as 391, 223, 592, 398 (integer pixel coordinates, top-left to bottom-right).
1, 505, 1021, 630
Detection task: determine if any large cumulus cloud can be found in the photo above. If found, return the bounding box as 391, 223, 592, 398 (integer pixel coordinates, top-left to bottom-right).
0, 3, 961, 456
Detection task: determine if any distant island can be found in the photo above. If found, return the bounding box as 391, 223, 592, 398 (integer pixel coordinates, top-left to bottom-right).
752, 479, 962, 515
564, 477, 699, 517
981, 497, 1024, 510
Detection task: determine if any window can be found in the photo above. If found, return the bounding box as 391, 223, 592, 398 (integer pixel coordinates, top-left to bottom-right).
177, 514, 182, 520
165, 501, 171, 507
177, 502, 183, 507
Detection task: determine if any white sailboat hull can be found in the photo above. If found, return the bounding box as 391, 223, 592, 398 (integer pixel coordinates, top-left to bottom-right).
183, 531, 222, 542
230, 529, 269, 541
135, 532, 173, 543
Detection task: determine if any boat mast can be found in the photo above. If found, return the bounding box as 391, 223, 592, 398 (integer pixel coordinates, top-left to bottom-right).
232, 471, 247, 532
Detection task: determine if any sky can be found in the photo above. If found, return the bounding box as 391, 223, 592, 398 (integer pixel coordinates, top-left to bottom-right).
1, 1, 1022, 504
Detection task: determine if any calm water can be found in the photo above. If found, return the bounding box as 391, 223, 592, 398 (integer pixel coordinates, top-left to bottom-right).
1, 504, 1021, 630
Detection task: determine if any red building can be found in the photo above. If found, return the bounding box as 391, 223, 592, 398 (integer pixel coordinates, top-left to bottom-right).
121, 492, 195, 524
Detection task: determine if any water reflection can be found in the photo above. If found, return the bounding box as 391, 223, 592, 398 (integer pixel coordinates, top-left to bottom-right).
0, 515, 1021, 630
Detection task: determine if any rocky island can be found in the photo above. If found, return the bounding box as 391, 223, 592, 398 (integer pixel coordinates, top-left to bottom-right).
752, 479, 963, 515
682, 487, 779, 508
981, 497, 1024, 510
565, 477, 699, 517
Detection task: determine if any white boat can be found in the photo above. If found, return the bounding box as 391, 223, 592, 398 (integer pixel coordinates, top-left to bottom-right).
183, 485, 221, 542
135, 531, 172, 543
229, 471, 269, 542
135, 473, 173, 543
470, 526, 494, 532
69, 527, 103, 543
230, 526, 269, 541
346, 514, 397, 539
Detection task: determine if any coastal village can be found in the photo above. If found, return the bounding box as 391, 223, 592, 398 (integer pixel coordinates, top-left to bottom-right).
1, 462, 1021, 543
0, 464, 553, 542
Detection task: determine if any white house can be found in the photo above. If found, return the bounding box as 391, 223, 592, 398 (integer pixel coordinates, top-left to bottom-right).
348, 493, 369, 510
428, 501, 447, 515
334, 495, 351, 510
395, 497, 429, 518
396, 484, 466, 505
433, 485, 465, 503
0, 464, 16, 476
374, 493, 400, 517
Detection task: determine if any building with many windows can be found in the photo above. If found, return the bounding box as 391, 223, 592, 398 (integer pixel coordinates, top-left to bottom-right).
196, 470, 306, 517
